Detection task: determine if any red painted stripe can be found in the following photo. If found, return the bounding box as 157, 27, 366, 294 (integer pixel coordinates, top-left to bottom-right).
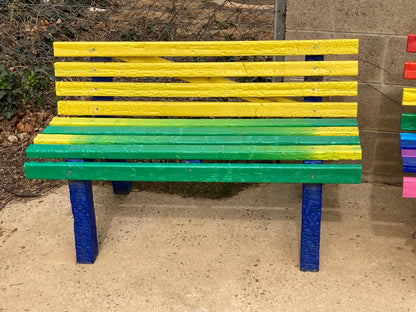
407, 34, 416, 53
404, 62, 416, 80
403, 177, 416, 197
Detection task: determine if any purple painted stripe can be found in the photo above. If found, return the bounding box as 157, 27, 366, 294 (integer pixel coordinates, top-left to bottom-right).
401, 149, 416, 157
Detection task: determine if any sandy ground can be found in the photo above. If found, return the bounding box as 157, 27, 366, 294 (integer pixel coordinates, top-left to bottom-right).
0, 182, 415, 311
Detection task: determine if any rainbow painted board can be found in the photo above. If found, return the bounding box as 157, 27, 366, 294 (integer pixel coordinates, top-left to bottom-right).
401, 34, 416, 197
25, 40, 362, 271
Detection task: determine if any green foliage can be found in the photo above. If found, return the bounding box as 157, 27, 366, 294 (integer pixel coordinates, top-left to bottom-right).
0, 64, 51, 119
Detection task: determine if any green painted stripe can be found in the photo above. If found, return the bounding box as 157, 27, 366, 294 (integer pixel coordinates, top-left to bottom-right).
42, 126, 356, 136
25, 162, 362, 184
51, 117, 358, 128
401, 113, 416, 131
35, 134, 361, 146
26, 144, 362, 161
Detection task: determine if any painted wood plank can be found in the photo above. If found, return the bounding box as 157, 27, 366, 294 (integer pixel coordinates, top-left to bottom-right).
55, 81, 358, 98
42, 126, 359, 137
407, 34, 416, 53
25, 162, 362, 184
57, 101, 358, 118
53, 40, 359, 57
117, 56, 298, 104
404, 61, 416, 80
400, 133, 416, 149
34, 134, 360, 146
401, 149, 416, 157
401, 113, 416, 131
402, 88, 416, 106
403, 177, 416, 197
403, 157, 416, 173
50, 117, 358, 128
26, 144, 362, 161
54, 61, 358, 78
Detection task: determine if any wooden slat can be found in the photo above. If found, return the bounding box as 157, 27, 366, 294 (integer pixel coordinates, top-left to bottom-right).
401, 113, 416, 130
402, 157, 416, 173
42, 126, 359, 136
407, 34, 416, 53
55, 81, 358, 98
34, 134, 360, 146
401, 149, 416, 157
54, 61, 358, 77
401, 133, 416, 149
50, 117, 358, 128
26, 144, 362, 161
402, 88, 416, 106
118, 56, 298, 104
403, 177, 416, 197
53, 40, 359, 57
404, 62, 416, 80
25, 162, 362, 184
57, 101, 358, 118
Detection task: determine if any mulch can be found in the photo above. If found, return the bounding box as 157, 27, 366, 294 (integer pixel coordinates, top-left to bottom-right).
0, 108, 62, 211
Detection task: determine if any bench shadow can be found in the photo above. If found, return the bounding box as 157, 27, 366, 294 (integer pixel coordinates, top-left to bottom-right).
94, 183, 343, 247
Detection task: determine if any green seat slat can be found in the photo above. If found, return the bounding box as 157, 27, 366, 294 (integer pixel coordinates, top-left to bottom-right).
42, 126, 357, 136
401, 113, 416, 131
25, 162, 362, 184
26, 144, 362, 161
35, 134, 361, 146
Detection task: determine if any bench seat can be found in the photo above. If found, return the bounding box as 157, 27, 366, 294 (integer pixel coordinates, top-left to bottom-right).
25, 39, 361, 270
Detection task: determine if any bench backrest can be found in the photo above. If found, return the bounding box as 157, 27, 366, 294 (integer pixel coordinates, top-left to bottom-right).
52, 40, 358, 122
401, 34, 416, 197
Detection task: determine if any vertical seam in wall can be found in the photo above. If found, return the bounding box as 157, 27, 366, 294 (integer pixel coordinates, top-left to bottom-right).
334, 0, 338, 33
381, 37, 390, 84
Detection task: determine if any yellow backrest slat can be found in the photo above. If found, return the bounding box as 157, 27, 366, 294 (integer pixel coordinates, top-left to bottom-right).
54, 39, 359, 57
56, 81, 358, 98
57, 101, 358, 118
54, 60, 358, 77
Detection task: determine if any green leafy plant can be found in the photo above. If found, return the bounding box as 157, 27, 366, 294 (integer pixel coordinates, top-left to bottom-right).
0, 64, 51, 119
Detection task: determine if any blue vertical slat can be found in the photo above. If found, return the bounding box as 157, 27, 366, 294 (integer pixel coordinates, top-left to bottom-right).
91, 57, 132, 195
304, 55, 324, 102
67, 159, 98, 263
300, 55, 324, 272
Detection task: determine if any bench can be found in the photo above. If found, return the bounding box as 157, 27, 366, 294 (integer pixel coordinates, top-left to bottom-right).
401, 34, 416, 197
25, 39, 361, 271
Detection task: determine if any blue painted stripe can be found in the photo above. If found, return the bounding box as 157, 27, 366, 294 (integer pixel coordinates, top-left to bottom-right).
400, 133, 416, 149
403, 157, 416, 173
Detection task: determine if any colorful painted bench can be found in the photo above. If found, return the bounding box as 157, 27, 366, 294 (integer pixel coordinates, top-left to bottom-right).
25, 40, 361, 271
401, 34, 416, 197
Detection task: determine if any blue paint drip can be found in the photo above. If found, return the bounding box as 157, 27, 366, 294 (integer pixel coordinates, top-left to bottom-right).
67, 160, 98, 263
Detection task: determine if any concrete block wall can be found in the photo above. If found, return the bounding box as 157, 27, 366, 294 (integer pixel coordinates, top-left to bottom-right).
285, 0, 416, 184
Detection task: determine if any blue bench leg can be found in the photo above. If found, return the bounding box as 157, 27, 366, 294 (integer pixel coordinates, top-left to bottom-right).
107, 160, 132, 194
300, 182, 323, 272
68, 180, 98, 263
111, 181, 132, 194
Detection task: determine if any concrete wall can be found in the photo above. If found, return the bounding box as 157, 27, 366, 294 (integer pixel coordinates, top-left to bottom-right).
285, 0, 416, 184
